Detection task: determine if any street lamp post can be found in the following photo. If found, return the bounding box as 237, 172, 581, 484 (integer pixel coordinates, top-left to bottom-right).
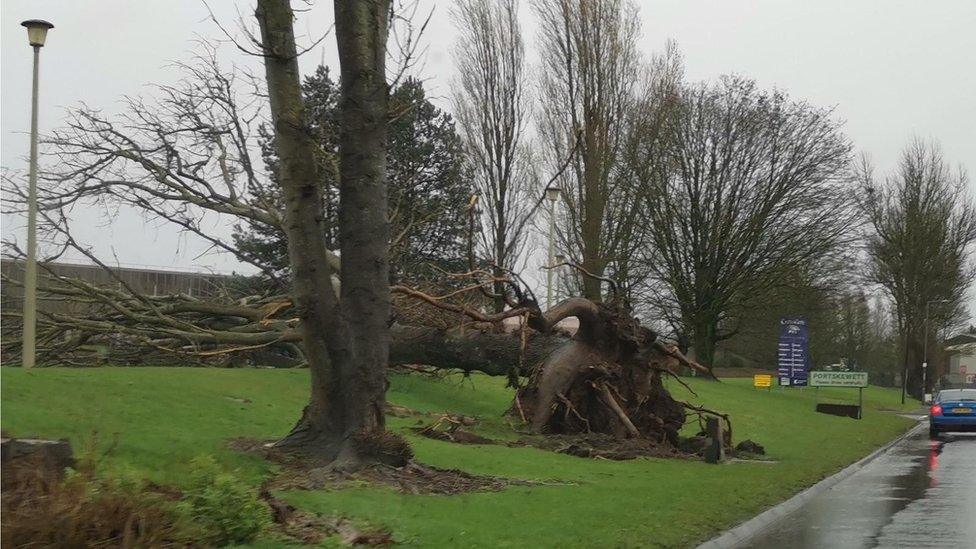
20, 19, 54, 369
923, 299, 951, 401
544, 186, 561, 310
554, 253, 566, 304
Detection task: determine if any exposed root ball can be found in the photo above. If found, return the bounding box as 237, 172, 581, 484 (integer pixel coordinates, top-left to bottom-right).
512, 302, 693, 443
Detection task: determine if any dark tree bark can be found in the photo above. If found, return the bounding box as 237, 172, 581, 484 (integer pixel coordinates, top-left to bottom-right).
690, 318, 717, 373
333, 0, 393, 442
255, 0, 394, 465
389, 325, 567, 376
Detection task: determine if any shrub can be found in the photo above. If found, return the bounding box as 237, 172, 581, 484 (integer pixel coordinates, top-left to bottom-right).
177, 455, 271, 546
1, 443, 181, 547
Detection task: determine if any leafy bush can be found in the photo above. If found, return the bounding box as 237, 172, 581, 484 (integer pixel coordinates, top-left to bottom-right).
177, 455, 271, 546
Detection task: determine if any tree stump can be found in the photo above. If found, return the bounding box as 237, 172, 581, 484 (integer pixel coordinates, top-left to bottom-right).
704, 417, 725, 464
1, 437, 75, 489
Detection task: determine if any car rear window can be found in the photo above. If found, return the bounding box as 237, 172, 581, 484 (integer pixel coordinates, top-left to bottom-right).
938, 389, 976, 402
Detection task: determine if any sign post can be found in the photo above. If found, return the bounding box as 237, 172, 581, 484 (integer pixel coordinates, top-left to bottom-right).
922, 361, 929, 403
777, 316, 810, 387
809, 371, 869, 419
753, 374, 772, 390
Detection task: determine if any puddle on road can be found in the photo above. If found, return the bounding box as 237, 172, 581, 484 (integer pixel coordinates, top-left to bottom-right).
872, 434, 976, 548
745, 430, 976, 549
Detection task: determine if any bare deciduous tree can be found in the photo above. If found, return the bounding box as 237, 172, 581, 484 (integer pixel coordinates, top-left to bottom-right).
534, 0, 642, 301
610, 40, 685, 307
858, 139, 976, 396
451, 0, 536, 313
633, 77, 855, 371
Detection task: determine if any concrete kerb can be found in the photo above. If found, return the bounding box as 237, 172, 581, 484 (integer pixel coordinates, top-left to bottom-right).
696, 419, 926, 549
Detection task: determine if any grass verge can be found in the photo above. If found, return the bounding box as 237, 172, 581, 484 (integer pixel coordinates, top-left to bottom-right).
1, 367, 918, 547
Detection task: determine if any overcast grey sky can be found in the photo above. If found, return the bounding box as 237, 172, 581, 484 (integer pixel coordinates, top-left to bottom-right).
2, 1, 975, 311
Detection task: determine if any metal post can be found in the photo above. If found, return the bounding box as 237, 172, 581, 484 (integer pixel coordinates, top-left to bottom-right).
554, 259, 560, 303
923, 301, 929, 398
901, 328, 909, 405
23, 45, 41, 369
858, 387, 863, 420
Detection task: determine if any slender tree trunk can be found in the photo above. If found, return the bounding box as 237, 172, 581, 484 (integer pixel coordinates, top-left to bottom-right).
581, 133, 605, 302
492, 275, 507, 313
492, 223, 507, 313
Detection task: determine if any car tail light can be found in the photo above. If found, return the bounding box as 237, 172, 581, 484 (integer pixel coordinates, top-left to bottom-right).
930, 404, 943, 416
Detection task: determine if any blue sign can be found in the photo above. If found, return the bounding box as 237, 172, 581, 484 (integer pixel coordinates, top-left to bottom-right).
777, 316, 809, 386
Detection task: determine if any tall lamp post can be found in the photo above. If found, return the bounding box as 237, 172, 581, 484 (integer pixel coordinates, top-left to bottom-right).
923, 299, 951, 401
544, 186, 561, 310
554, 253, 566, 304
20, 19, 54, 369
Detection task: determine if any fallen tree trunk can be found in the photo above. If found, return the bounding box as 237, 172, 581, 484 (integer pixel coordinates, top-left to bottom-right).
389, 325, 567, 377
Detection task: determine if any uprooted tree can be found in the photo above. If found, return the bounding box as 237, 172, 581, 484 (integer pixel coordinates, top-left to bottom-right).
1, 0, 730, 462
1, 241, 715, 447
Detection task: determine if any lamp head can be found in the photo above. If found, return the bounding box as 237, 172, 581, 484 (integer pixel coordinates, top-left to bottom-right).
21, 19, 54, 47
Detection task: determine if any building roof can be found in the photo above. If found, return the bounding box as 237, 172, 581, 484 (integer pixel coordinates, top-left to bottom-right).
945, 342, 976, 355
945, 332, 976, 347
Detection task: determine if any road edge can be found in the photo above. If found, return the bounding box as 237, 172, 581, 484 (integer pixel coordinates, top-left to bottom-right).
695, 418, 926, 549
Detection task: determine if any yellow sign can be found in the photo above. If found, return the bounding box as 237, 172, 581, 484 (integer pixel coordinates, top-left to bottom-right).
753, 374, 773, 388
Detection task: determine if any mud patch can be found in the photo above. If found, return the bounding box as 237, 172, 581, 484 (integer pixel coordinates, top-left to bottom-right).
414, 427, 495, 444
229, 438, 530, 495
411, 413, 495, 445
511, 433, 686, 460
385, 403, 426, 418
261, 488, 392, 545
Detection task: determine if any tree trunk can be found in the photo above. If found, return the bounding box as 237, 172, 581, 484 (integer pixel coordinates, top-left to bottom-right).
906, 329, 924, 399
389, 325, 568, 376
492, 222, 507, 313
690, 317, 718, 376
334, 0, 393, 445
256, 0, 395, 465
581, 126, 606, 302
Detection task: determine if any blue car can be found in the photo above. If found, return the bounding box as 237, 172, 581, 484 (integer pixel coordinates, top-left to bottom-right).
929, 388, 976, 438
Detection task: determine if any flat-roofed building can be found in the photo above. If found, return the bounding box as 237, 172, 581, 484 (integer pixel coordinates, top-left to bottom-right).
1, 259, 235, 316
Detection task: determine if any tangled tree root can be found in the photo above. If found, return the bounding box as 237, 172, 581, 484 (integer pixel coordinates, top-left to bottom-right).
508, 300, 720, 447
229, 438, 530, 495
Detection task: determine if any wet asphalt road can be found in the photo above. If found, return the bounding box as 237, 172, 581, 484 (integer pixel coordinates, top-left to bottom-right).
747, 421, 975, 548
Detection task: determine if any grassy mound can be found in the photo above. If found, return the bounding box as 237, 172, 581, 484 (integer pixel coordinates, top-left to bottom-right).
2, 367, 917, 547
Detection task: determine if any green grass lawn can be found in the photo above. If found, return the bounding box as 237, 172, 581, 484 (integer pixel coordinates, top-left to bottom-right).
1, 368, 919, 548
